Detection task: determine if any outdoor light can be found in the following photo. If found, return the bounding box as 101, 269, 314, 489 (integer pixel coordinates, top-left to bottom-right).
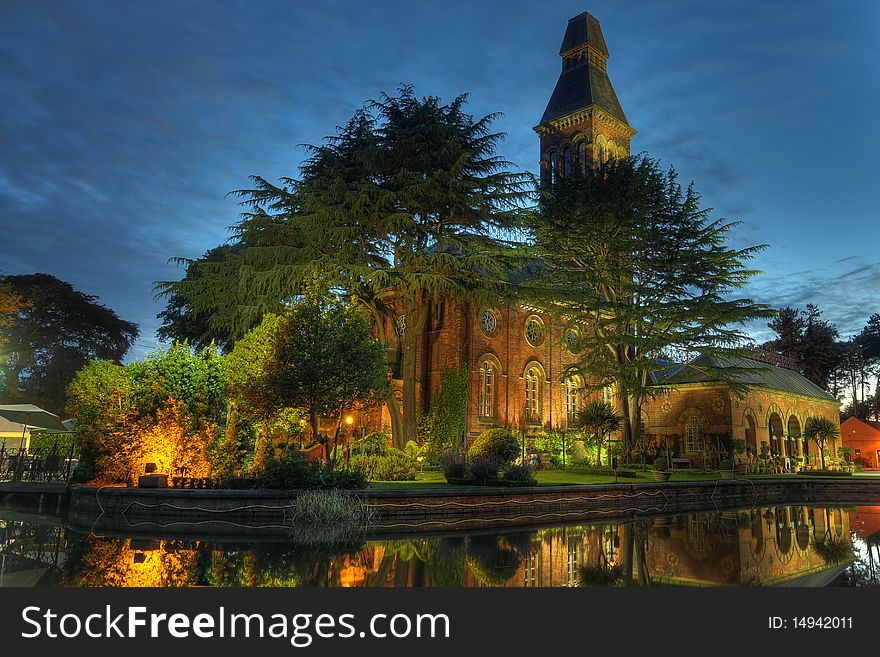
345, 415, 354, 426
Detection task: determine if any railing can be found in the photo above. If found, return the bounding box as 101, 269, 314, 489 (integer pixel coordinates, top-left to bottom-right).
0, 443, 79, 483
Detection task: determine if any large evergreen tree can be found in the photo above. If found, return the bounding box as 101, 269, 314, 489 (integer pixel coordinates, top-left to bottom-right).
158, 86, 532, 447
529, 156, 773, 454
763, 304, 840, 389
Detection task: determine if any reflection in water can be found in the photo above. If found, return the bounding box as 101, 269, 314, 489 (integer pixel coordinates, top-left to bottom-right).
2, 505, 879, 588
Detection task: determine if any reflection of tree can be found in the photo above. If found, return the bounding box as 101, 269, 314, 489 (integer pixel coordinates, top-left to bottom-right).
631, 520, 652, 586
61, 535, 198, 587
378, 537, 466, 587
465, 534, 524, 586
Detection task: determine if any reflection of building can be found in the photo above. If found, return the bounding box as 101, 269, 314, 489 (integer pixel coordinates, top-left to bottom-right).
334, 507, 851, 588
840, 417, 880, 469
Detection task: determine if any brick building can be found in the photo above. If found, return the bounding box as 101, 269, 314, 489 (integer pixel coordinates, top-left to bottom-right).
646, 354, 841, 467
840, 416, 880, 469
364, 12, 841, 458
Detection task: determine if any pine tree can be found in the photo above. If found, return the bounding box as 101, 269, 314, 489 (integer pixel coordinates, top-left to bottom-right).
158, 86, 532, 447
529, 155, 773, 453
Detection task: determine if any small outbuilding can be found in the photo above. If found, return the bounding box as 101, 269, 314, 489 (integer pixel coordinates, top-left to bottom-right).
840, 417, 880, 469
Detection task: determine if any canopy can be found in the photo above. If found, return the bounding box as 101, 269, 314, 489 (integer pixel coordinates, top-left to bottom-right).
0, 404, 68, 431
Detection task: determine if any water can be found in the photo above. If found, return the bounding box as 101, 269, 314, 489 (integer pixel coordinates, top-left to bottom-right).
2, 505, 879, 587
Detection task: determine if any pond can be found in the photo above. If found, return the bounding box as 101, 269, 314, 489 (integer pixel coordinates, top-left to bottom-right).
1, 504, 878, 587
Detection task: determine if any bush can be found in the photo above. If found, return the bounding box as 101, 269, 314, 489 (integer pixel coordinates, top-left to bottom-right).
468, 456, 499, 482
719, 458, 733, 470
256, 450, 367, 490
440, 449, 469, 480
503, 464, 536, 483
653, 456, 669, 472
469, 428, 519, 465
354, 432, 390, 456
350, 448, 417, 481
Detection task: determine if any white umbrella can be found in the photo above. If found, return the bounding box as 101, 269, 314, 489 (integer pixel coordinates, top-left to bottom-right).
0, 404, 68, 450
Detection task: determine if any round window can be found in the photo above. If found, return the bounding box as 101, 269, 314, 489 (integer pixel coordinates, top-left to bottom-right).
479, 309, 498, 336
525, 316, 545, 347
565, 327, 579, 351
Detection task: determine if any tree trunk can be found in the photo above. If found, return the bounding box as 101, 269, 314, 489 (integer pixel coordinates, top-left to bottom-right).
360, 299, 405, 450
400, 295, 427, 449
386, 393, 405, 450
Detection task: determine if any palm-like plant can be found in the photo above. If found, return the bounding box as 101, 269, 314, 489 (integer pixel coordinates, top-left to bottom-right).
574, 401, 622, 467
803, 416, 839, 470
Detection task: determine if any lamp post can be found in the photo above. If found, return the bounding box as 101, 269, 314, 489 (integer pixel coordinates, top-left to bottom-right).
344, 415, 354, 467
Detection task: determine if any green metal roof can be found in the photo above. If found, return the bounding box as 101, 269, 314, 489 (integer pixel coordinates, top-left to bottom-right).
655, 355, 839, 402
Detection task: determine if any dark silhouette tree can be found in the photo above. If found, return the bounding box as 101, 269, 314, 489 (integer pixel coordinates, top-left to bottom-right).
0, 273, 138, 414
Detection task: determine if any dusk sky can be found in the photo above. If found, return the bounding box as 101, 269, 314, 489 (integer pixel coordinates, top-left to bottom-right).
1, 0, 878, 360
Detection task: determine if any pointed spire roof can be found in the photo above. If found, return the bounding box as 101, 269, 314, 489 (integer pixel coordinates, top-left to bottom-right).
539, 12, 630, 127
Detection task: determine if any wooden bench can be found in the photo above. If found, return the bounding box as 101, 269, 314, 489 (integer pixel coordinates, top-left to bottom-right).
671, 457, 691, 469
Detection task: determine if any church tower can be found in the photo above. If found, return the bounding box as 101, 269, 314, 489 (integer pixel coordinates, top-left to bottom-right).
535, 12, 636, 186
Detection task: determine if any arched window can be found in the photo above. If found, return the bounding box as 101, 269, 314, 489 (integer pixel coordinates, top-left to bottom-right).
578, 142, 587, 173
685, 416, 705, 454
602, 383, 615, 408
566, 377, 581, 422
479, 360, 495, 418
525, 365, 542, 422
549, 151, 558, 185
563, 147, 572, 177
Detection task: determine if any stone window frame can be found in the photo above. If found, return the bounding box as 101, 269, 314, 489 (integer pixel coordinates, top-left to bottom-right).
479, 308, 500, 338
684, 414, 706, 455
477, 354, 503, 419
523, 360, 546, 424
524, 314, 546, 348
565, 375, 583, 423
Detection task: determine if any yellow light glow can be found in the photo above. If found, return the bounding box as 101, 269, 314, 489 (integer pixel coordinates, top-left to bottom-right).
345, 415, 354, 425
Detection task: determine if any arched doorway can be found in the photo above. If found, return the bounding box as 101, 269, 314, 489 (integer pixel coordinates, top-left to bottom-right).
744, 412, 758, 454
788, 416, 802, 458
768, 413, 784, 456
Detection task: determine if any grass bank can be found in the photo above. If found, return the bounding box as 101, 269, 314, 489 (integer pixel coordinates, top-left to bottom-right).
367, 469, 880, 490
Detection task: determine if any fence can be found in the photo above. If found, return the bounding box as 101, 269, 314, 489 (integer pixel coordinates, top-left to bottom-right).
0, 442, 79, 483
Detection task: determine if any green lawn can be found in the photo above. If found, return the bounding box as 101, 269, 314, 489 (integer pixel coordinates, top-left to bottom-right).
366, 468, 880, 490
368, 468, 739, 490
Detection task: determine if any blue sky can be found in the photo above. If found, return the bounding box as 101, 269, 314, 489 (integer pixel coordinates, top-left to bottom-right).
1, 0, 878, 359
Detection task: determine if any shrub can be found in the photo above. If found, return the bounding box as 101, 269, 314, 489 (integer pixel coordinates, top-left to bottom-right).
469, 428, 519, 465
350, 448, 417, 481
503, 464, 536, 483
719, 458, 733, 471
256, 450, 366, 490
468, 456, 499, 482
354, 432, 390, 456
440, 449, 469, 480
289, 490, 372, 544
653, 456, 669, 472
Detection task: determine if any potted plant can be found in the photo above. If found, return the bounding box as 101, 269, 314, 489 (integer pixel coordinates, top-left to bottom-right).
719, 458, 735, 480
652, 456, 671, 482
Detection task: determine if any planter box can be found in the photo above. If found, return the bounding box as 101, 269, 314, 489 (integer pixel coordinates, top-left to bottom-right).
720, 470, 735, 480
651, 471, 671, 482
